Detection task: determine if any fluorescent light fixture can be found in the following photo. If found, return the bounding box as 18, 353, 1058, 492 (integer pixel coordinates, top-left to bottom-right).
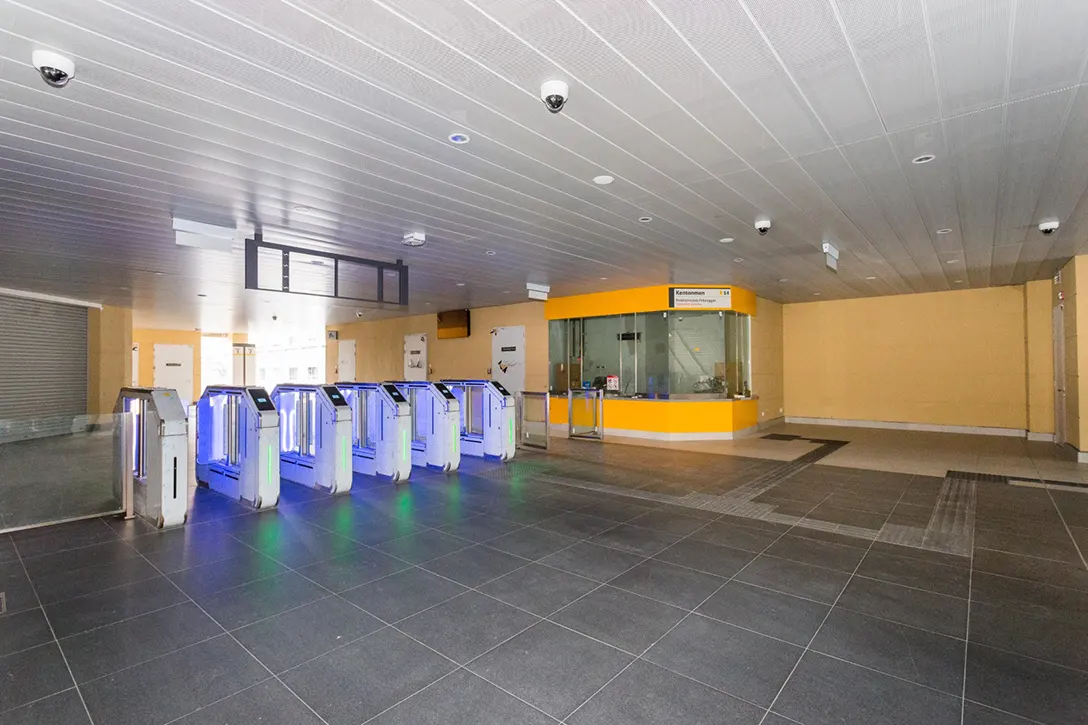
527, 282, 550, 301
822, 241, 839, 272
172, 216, 240, 252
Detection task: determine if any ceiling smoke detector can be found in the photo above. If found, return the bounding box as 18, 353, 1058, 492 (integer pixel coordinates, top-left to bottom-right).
638, 216, 653, 223
402, 232, 426, 247
448, 132, 470, 144
718, 237, 735, 244
593, 175, 614, 185
912, 154, 936, 165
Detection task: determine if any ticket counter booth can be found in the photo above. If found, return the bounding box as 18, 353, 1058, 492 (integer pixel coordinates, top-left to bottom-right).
546, 285, 760, 441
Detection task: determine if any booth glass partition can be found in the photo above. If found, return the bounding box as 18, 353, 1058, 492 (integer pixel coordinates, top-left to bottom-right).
549, 310, 751, 400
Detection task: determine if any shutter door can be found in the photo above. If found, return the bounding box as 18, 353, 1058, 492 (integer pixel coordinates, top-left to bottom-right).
0, 295, 88, 420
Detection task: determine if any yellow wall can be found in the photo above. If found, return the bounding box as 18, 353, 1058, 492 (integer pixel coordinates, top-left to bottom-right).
329, 302, 549, 391
87, 306, 133, 415
132, 329, 203, 402
1025, 280, 1055, 436
783, 287, 1031, 431
752, 297, 784, 426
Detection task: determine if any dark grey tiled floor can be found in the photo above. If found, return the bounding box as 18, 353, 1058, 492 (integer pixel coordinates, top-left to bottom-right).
2, 451, 1087, 724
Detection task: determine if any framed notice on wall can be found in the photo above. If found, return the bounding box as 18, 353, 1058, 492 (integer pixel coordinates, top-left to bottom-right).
668, 287, 732, 309
491, 326, 526, 393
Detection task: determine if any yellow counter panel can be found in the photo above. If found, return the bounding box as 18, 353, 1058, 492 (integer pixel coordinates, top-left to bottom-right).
550, 397, 759, 441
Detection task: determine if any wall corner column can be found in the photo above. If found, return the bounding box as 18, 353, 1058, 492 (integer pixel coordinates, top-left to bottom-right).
87, 306, 133, 415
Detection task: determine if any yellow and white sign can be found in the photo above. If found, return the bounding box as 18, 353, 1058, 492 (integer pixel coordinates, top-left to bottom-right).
669, 287, 732, 309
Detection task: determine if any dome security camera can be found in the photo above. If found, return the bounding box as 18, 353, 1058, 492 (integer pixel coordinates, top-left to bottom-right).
540, 80, 569, 114
1039, 220, 1060, 236
31, 50, 75, 89
754, 216, 772, 235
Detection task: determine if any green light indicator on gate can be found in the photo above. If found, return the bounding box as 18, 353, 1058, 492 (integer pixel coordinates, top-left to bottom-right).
266, 445, 274, 486
341, 437, 348, 471
402, 430, 408, 462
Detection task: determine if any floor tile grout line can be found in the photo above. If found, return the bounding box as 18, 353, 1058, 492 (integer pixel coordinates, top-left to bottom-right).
158, 675, 280, 725
961, 541, 973, 725
561, 485, 846, 724
123, 546, 335, 725
9, 539, 97, 725
0, 685, 81, 717
755, 482, 913, 725
1044, 487, 1088, 572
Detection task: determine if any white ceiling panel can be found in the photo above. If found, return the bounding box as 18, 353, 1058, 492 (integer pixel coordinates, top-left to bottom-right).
0, 0, 1085, 330
742, 0, 885, 144
833, 0, 941, 132
1007, 0, 1088, 102
926, 0, 1013, 116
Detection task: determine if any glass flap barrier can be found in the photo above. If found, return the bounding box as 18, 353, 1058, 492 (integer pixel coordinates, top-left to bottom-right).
0, 413, 126, 532
568, 389, 604, 440
516, 392, 550, 450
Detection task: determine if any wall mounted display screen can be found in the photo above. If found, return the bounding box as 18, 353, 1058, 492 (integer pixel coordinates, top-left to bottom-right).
437, 309, 471, 339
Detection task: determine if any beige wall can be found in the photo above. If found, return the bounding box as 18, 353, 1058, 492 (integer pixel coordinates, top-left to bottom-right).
752, 297, 784, 425
132, 329, 203, 402
783, 286, 1033, 431
87, 306, 133, 415
329, 302, 548, 390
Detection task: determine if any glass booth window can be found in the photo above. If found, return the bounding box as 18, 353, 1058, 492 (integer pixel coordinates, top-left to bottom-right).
548, 311, 751, 399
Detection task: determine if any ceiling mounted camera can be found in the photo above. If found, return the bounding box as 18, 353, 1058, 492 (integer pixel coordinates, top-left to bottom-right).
540, 80, 569, 114
1039, 220, 1060, 236
754, 216, 772, 236
31, 50, 75, 89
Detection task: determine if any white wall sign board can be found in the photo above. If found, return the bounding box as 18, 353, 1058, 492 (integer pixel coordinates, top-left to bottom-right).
153, 343, 194, 408
337, 339, 356, 381
491, 326, 526, 393
669, 287, 732, 309
404, 333, 428, 381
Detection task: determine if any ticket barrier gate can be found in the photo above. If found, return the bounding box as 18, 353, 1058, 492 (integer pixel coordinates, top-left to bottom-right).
391, 381, 461, 472
442, 380, 516, 461
114, 388, 189, 528
271, 384, 353, 494
195, 386, 280, 509
336, 382, 412, 482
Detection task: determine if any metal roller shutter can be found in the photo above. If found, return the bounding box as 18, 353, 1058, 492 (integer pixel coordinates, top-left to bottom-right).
0, 295, 88, 420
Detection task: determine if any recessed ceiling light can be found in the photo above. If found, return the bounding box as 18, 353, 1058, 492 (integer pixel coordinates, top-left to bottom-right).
953, 279, 963, 284
153, 271, 164, 275
813, 292, 821, 296
448, 132, 470, 144
592, 175, 614, 185
456, 282, 466, 286
503, 290, 511, 294
484, 250, 496, 256
936, 228, 953, 235
946, 259, 958, 264
599, 277, 608, 280
865, 276, 877, 280
638, 216, 653, 223
912, 154, 936, 165
718, 237, 735, 244
293, 205, 314, 214
778, 278, 788, 283
733, 257, 744, 263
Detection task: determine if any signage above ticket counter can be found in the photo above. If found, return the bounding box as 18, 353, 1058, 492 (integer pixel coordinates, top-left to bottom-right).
544, 284, 755, 320
669, 287, 732, 309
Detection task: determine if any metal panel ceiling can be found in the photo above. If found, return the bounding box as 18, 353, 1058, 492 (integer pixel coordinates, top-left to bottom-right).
0, 0, 1086, 331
